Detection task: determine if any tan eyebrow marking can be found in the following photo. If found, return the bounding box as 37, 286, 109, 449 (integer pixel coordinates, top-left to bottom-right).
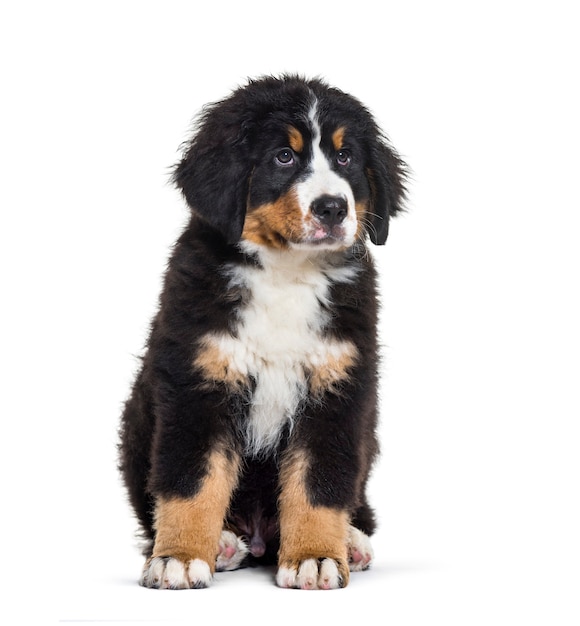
288, 126, 304, 153
332, 126, 346, 151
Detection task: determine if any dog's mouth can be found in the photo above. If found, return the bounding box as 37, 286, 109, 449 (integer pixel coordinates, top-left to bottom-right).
304, 223, 348, 245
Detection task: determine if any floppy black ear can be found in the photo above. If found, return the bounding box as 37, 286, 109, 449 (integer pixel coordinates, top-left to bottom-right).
173, 103, 253, 244
366, 137, 408, 245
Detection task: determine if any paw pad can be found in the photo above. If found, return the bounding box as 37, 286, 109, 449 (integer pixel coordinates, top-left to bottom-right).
216, 530, 249, 571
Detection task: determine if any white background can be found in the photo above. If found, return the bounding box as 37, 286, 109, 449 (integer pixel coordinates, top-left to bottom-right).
1, 1, 579, 624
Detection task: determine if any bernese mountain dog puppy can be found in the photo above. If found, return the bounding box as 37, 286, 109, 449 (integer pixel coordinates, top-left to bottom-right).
119, 75, 407, 590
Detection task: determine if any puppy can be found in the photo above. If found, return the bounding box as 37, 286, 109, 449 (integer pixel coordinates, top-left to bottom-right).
119, 75, 406, 590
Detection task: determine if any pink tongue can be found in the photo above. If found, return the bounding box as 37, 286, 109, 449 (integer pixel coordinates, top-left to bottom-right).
313, 228, 327, 240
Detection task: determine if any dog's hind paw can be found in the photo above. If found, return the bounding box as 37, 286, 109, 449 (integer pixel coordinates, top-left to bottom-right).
216, 530, 249, 571
347, 526, 374, 571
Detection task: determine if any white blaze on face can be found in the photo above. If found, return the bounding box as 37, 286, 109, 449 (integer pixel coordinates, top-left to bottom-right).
294, 102, 358, 248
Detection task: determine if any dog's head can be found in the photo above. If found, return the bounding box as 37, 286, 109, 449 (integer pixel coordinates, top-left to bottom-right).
174, 75, 407, 249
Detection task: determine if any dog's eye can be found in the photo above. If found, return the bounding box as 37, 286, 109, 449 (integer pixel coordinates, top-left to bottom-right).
336, 150, 351, 166
275, 149, 295, 166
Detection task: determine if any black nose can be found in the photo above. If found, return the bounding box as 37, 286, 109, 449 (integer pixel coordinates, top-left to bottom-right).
310, 195, 348, 226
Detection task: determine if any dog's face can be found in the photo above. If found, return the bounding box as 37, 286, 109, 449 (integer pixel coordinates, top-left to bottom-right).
174, 76, 406, 248
242, 107, 368, 251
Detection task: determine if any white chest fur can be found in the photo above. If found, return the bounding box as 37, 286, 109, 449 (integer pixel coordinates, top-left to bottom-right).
197, 246, 358, 456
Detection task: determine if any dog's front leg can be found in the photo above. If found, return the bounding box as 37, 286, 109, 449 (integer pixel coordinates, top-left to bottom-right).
276, 448, 351, 590
141, 447, 240, 589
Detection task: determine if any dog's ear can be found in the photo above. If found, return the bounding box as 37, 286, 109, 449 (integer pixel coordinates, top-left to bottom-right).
366, 137, 408, 245
173, 103, 253, 244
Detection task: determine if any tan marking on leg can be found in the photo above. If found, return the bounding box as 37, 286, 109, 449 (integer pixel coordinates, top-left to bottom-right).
151, 449, 240, 574
332, 126, 346, 151
288, 126, 304, 153
278, 449, 350, 586
308, 340, 358, 395
193, 335, 249, 389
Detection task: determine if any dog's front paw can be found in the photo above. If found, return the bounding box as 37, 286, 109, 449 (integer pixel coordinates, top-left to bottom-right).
140, 556, 212, 589
347, 526, 374, 571
216, 530, 249, 571
276, 558, 349, 590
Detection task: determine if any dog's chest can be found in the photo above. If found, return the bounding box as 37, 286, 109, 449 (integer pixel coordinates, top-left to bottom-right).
195, 252, 358, 455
